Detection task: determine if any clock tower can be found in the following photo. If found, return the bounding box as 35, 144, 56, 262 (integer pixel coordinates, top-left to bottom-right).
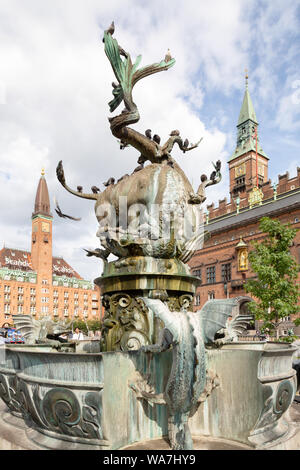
228, 73, 269, 201
31, 169, 53, 284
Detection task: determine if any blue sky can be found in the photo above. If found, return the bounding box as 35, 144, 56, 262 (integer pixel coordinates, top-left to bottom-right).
0, 0, 299, 281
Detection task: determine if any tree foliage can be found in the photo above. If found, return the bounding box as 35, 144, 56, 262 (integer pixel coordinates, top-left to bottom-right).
245, 217, 299, 335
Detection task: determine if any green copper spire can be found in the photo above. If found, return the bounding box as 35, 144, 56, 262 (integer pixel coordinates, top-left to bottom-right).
237, 73, 258, 125
228, 72, 268, 162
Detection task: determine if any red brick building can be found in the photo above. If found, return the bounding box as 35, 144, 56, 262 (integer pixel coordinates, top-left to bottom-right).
0, 170, 101, 326
189, 77, 300, 336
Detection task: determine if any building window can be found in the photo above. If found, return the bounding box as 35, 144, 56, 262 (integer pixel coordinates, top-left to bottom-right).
17, 305, 23, 313
42, 279, 48, 285
194, 295, 201, 306
18, 295, 23, 302
208, 291, 215, 300
30, 288, 36, 294
64, 292, 69, 298
4, 305, 10, 313
221, 263, 231, 282
41, 297, 49, 303
233, 176, 246, 194
18, 287, 24, 293
4, 285, 10, 293
206, 266, 216, 284
282, 316, 291, 322
42, 306, 49, 314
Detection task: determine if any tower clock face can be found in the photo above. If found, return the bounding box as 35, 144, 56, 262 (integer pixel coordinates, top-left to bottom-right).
235, 163, 246, 177
42, 222, 50, 233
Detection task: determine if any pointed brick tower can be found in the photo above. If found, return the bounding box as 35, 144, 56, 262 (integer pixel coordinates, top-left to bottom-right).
31, 169, 53, 286
228, 72, 269, 201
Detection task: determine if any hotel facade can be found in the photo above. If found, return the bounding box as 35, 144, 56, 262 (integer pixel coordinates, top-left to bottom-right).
0, 171, 100, 326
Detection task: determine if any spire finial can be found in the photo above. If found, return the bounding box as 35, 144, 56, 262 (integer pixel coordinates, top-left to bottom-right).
41, 168, 45, 176
245, 68, 248, 88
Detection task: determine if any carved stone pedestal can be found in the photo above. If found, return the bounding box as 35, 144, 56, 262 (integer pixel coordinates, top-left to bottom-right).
95, 256, 200, 352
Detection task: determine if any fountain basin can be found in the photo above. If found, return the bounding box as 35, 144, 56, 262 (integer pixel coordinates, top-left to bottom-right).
0, 342, 299, 450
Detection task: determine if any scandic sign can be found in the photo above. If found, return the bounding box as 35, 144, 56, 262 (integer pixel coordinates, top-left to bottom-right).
4, 257, 32, 268
53, 265, 75, 275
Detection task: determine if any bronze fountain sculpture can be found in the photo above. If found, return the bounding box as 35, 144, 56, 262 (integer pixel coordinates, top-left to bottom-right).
55, 25, 254, 449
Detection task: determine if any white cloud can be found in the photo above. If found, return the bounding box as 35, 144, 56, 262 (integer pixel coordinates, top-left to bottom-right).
274, 76, 300, 131
248, 0, 300, 104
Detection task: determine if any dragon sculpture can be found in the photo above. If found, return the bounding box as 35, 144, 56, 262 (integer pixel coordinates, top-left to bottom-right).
12, 315, 74, 350
130, 296, 253, 450
56, 25, 222, 262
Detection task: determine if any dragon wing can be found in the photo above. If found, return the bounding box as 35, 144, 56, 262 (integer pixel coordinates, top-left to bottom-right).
197, 296, 253, 344
226, 314, 253, 339
197, 298, 240, 345
12, 315, 41, 344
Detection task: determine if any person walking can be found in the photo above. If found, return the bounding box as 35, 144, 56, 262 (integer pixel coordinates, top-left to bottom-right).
72, 327, 84, 340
